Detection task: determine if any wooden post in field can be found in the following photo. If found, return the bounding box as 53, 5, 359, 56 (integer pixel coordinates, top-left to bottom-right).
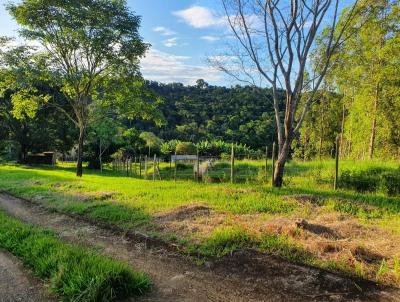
272, 142, 276, 187
265, 146, 268, 183
170, 154, 172, 180
153, 154, 156, 181
174, 152, 177, 182
129, 158, 132, 176
230, 143, 235, 183
126, 159, 129, 176
334, 136, 340, 190
144, 155, 148, 180
139, 155, 142, 178
134, 156, 137, 175
196, 149, 200, 182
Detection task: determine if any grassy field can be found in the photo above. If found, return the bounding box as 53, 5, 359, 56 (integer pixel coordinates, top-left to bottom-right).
0, 210, 151, 302
0, 159, 400, 286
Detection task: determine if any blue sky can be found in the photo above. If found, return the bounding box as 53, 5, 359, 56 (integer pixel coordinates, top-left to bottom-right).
0, 0, 354, 86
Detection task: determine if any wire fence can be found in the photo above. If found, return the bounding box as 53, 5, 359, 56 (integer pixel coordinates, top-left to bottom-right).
110, 140, 345, 189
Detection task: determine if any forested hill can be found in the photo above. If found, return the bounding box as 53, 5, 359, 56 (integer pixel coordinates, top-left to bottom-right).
133, 80, 285, 150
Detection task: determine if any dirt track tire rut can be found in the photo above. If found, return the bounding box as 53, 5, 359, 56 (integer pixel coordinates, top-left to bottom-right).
0, 249, 55, 302
0, 193, 399, 302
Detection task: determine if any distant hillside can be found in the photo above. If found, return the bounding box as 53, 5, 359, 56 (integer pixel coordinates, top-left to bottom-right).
132, 79, 285, 150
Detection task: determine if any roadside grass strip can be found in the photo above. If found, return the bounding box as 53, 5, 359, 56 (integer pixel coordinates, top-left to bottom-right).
0, 210, 151, 302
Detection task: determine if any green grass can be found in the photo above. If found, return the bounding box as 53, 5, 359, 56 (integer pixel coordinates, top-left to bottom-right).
1, 160, 400, 286
0, 210, 151, 302
197, 226, 252, 257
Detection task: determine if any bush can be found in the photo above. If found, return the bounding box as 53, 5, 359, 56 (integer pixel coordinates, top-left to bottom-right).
380, 170, 400, 196
0, 211, 151, 301
175, 142, 196, 155
340, 167, 400, 196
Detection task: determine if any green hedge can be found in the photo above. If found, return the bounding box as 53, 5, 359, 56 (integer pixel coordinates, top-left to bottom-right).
0, 211, 151, 301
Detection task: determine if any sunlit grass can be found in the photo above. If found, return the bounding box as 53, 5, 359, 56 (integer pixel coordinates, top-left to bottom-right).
1, 160, 400, 286
0, 210, 151, 302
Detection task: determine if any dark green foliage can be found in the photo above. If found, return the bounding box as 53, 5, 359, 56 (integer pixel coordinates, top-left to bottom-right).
175, 142, 196, 155
340, 167, 400, 196
0, 211, 151, 301
380, 170, 400, 196
292, 90, 343, 160
131, 81, 284, 150
0, 88, 77, 161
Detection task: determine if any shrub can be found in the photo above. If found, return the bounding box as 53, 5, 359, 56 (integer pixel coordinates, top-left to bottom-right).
220, 152, 231, 161
340, 167, 400, 196
175, 142, 196, 155
380, 170, 400, 196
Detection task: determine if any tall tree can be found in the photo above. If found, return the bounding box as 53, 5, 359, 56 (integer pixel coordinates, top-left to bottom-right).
8, 0, 148, 176
215, 0, 362, 186
326, 0, 399, 159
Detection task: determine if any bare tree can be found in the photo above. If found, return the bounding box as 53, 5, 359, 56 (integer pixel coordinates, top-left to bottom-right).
214, 0, 361, 186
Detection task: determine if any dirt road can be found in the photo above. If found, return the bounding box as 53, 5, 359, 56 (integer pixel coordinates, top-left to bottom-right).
0, 193, 398, 302
0, 249, 55, 302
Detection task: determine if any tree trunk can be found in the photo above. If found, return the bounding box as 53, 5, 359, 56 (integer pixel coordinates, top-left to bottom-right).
273, 138, 292, 187
76, 126, 85, 177
368, 86, 379, 160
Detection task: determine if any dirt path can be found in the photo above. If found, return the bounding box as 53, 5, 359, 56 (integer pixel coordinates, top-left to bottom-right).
0, 249, 55, 302
0, 193, 399, 302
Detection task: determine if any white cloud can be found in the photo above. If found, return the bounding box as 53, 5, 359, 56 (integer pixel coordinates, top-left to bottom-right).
163, 37, 179, 48
153, 26, 177, 36
200, 35, 220, 42
173, 6, 226, 29
140, 48, 223, 85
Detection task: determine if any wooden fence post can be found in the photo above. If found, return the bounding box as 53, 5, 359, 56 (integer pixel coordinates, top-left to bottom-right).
144, 155, 148, 180
196, 149, 200, 182
174, 152, 177, 182
265, 146, 268, 183
139, 155, 142, 178
334, 136, 340, 190
272, 142, 276, 187
170, 153, 172, 180
134, 156, 137, 175
153, 154, 156, 181
230, 143, 235, 184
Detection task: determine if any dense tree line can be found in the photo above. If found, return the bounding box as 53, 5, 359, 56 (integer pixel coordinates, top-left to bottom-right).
293, 0, 400, 160
132, 80, 284, 150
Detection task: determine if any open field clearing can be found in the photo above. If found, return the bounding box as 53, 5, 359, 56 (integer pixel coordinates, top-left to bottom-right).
1, 160, 400, 294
